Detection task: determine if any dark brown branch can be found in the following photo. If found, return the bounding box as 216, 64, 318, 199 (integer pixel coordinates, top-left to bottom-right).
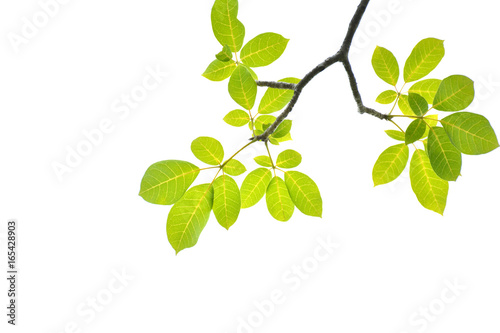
252, 0, 392, 141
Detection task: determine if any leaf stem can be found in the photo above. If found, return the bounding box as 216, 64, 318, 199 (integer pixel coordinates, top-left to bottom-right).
220, 139, 257, 168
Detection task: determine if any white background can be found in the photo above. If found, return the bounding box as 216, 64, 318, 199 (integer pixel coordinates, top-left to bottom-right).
1, 0, 499, 332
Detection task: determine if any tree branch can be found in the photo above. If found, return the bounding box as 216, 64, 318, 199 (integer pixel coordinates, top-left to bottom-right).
252, 0, 392, 141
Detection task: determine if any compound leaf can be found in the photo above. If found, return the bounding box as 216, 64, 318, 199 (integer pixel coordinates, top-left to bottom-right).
284, 171, 322, 217
191, 137, 224, 166
372, 143, 409, 186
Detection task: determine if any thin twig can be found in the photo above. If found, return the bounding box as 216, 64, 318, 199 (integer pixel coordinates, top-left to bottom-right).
256, 81, 296, 90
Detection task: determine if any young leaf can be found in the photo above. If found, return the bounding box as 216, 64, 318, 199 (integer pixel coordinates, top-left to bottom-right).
432, 75, 475, 111
410, 149, 449, 215
385, 130, 405, 141
427, 127, 462, 181
167, 184, 214, 254
272, 119, 292, 138
191, 137, 224, 166
213, 175, 241, 230
223, 109, 250, 127
276, 149, 302, 168
202, 59, 237, 81
139, 160, 200, 205
241, 168, 273, 208
254, 155, 273, 167
371, 46, 399, 86
266, 176, 294, 221
211, 0, 245, 52
216, 44, 233, 62
408, 79, 442, 104
223, 159, 246, 176
372, 143, 409, 186
240, 33, 289, 67
376, 90, 398, 104
228, 65, 257, 110
404, 38, 445, 83
284, 171, 322, 217
258, 78, 300, 114
398, 94, 415, 116
408, 93, 428, 116
420, 114, 439, 139
255, 115, 276, 131
405, 119, 427, 144
441, 112, 499, 155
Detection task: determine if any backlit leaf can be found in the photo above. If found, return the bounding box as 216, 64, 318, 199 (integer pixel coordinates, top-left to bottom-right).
202, 59, 237, 81
398, 94, 415, 116
404, 38, 445, 82
276, 149, 302, 168
241, 168, 273, 208
228, 65, 257, 110
240, 33, 289, 67
223, 109, 250, 127
408, 93, 428, 116
254, 155, 273, 167
191, 137, 224, 166
427, 127, 462, 181
285, 171, 322, 217
223, 159, 246, 176
385, 130, 405, 141
272, 120, 292, 138
408, 79, 441, 104
213, 175, 241, 230
372, 143, 409, 186
258, 77, 300, 114
211, 0, 245, 52
266, 176, 294, 221
433, 75, 474, 111
376, 90, 398, 104
216, 44, 233, 62
405, 118, 426, 144
372, 46, 399, 86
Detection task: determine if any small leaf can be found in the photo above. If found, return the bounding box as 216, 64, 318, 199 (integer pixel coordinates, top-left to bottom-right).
408, 79, 442, 104
266, 176, 294, 221
254, 155, 273, 167
408, 93, 429, 116
241, 168, 273, 208
272, 120, 292, 138
228, 65, 257, 110
216, 44, 233, 62
211, 0, 245, 52
410, 149, 449, 215
258, 77, 300, 114
202, 59, 237, 81
223, 159, 246, 176
285, 171, 322, 217
255, 115, 276, 131
385, 130, 405, 141
372, 46, 399, 86
405, 119, 427, 144
398, 94, 415, 116
441, 112, 499, 155
240, 33, 289, 67
191, 137, 224, 166
404, 38, 445, 83
213, 175, 241, 230
376, 90, 398, 104
276, 149, 302, 168
427, 127, 462, 181
167, 184, 214, 254
420, 114, 439, 139
139, 160, 200, 205
372, 143, 409, 186
223, 109, 250, 127
433, 75, 474, 111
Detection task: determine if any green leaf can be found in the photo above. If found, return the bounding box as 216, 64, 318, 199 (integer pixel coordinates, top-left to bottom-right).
371, 46, 399, 86
241, 64, 258, 80
240, 33, 289, 67
420, 114, 439, 139
398, 94, 415, 116
272, 120, 292, 138
405, 119, 427, 144
408, 93, 428, 116
202, 59, 237, 81
372, 143, 409, 186
408, 79, 442, 104
385, 130, 405, 141
241, 168, 273, 208
255, 115, 276, 131
191, 137, 224, 166
376, 90, 398, 104
284, 171, 322, 217
211, 0, 245, 52
258, 77, 300, 114
404, 38, 445, 82
213, 175, 241, 230
432, 75, 474, 111
276, 149, 302, 168
223, 109, 249, 127
223, 159, 246, 176
266, 176, 294, 221
139, 160, 200, 205
228, 65, 257, 110
216, 44, 233, 62
427, 127, 462, 181
410, 150, 449, 215
254, 155, 273, 167
167, 184, 214, 254
441, 112, 499, 155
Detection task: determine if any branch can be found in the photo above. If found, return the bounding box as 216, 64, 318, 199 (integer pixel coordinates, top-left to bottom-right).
252, 0, 392, 142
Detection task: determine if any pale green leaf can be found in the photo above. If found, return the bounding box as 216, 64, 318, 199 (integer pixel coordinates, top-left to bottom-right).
255, 115, 276, 131
191, 137, 224, 166
372, 46, 399, 86
211, 0, 245, 52
254, 155, 273, 167
385, 130, 405, 141
284, 171, 322, 217
213, 175, 241, 230
216, 44, 233, 62
408, 79, 442, 104
272, 120, 292, 138
241, 64, 258, 80
266, 176, 294, 221
433, 75, 474, 111
372, 143, 409, 186
240, 33, 289, 67
223, 159, 246, 176
202, 59, 237, 81
404, 38, 445, 82
405, 119, 426, 144
398, 94, 415, 116
276, 149, 302, 168
241, 168, 273, 208
420, 114, 439, 139
408, 93, 428, 116
223, 109, 250, 127
427, 127, 462, 181
258, 77, 300, 114
228, 65, 257, 110
376, 90, 398, 104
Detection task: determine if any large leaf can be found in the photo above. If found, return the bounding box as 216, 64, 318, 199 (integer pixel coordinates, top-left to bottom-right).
240, 33, 289, 67
405, 118, 426, 145
432, 75, 474, 111
427, 127, 462, 181
213, 175, 241, 230
191, 137, 224, 166
223, 159, 246, 176
211, 0, 245, 52
404, 38, 445, 82
228, 65, 257, 110
202, 59, 237, 81
376, 90, 398, 104
223, 109, 250, 127
276, 149, 302, 168
371, 46, 399, 86
166, 184, 214, 254
441, 112, 499, 155
266, 176, 294, 221
410, 150, 449, 215
139, 160, 199, 205
408, 79, 441, 104
258, 77, 300, 114
240, 168, 273, 208
372, 143, 409, 186
408, 93, 428, 116
284, 171, 322, 217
